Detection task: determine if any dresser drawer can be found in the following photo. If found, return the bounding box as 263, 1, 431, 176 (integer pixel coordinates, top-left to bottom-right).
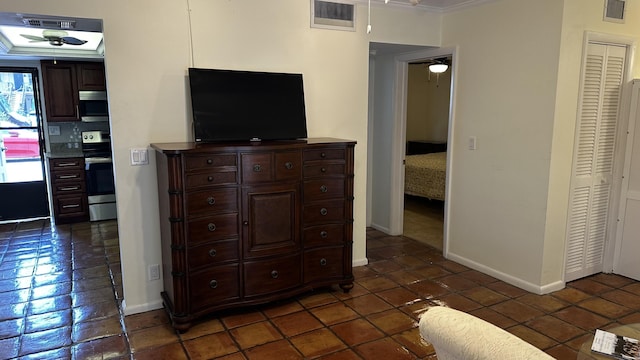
184, 154, 237, 171
241, 153, 272, 183
187, 213, 239, 245
186, 188, 238, 216
304, 247, 344, 283
303, 163, 345, 178
303, 201, 345, 225
244, 254, 301, 297
50, 158, 84, 170
188, 240, 239, 270
275, 151, 302, 181
189, 264, 240, 310
51, 180, 86, 195
303, 224, 345, 248
55, 195, 88, 216
185, 170, 237, 188
303, 179, 344, 203
51, 169, 84, 183
303, 148, 345, 162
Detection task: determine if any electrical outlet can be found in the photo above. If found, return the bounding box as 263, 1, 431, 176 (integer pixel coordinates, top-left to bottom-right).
148, 264, 160, 281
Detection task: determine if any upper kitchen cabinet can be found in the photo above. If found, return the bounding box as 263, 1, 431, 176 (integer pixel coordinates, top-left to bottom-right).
77, 63, 106, 91
41, 61, 80, 122
41, 61, 106, 122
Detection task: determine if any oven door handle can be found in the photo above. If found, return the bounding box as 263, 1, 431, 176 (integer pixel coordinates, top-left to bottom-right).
84, 157, 113, 168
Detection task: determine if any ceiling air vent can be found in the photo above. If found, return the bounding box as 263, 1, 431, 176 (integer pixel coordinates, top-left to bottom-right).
604, 0, 625, 23
22, 18, 76, 29
311, 0, 355, 31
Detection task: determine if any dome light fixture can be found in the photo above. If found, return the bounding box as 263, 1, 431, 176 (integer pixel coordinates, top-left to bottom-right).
429, 63, 448, 74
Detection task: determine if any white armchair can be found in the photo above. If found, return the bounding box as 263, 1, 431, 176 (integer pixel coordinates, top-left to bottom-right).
418, 306, 555, 360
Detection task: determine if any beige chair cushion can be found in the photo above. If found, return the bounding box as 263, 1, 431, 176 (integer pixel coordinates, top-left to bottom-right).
419, 306, 555, 360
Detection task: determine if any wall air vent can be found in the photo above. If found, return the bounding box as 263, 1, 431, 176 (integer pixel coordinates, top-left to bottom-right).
604, 0, 625, 23
22, 18, 76, 29
311, 0, 356, 31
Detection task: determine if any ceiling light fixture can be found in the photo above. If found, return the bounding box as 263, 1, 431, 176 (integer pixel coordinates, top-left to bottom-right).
429, 63, 448, 73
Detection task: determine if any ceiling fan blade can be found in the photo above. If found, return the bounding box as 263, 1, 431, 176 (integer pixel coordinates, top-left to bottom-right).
20, 34, 47, 42
61, 37, 87, 46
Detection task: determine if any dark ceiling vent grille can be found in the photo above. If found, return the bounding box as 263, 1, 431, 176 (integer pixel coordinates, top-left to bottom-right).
604, 0, 625, 23
311, 0, 356, 31
22, 18, 76, 29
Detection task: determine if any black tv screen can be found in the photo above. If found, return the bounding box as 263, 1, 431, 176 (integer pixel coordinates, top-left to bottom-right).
188, 68, 308, 142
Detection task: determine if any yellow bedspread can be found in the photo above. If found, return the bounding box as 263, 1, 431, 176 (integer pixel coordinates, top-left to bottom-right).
404, 152, 446, 201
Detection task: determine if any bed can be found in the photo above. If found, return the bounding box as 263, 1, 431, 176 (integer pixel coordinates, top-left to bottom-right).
404, 152, 446, 201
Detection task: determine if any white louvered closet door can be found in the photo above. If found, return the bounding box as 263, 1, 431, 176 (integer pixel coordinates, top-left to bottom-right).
565, 43, 626, 282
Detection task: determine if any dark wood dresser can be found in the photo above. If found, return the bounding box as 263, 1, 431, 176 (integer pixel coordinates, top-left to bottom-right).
151, 138, 355, 331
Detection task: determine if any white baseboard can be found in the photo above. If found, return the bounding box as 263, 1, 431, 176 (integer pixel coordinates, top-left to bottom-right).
446, 252, 566, 295
370, 223, 391, 235
122, 298, 164, 316
353, 257, 369, 267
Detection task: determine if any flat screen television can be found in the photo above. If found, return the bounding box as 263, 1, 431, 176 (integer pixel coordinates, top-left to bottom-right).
188, 68, 308, 142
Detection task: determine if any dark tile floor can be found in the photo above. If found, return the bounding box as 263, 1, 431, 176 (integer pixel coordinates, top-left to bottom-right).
1, 219, 639, 359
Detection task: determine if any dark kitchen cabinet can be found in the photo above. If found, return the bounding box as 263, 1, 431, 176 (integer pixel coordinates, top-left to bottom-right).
40, 61, 106, 122
41, 61, 79, 122
49, 157, 89, 224
77, 63, 106, 91
152, 138, 355, 331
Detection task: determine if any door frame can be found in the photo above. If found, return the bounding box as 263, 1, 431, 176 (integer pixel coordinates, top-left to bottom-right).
388, 46, 457, 255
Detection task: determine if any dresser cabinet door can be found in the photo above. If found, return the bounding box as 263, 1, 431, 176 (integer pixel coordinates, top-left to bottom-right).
242, 184, 300, 259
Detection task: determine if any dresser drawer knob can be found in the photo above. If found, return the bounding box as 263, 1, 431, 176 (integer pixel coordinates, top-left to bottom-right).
207, 159, 213, 165
243, 221, 249, 226
320, 185, 328, 193
285, 162, 293, 170
207, 196, 216, 205
320, 231, 328, 238
209, 279, 218, 289
207, 223, 216, 232
321, 167, 327, 173
320, 152, 326, 158
320, 258, 327, 266
253, 164, 262, 172
271, 270, 279, 279
208, 249, 217, 258
207, 176, 214, 182
320, 208, 328, 216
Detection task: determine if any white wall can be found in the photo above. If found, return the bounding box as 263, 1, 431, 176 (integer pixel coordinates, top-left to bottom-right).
406, 64, 450, 142
1, 0, 440, 314
441, 0, 564, 291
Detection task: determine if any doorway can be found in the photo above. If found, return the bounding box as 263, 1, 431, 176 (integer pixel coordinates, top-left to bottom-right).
367, 44, 455, 255
402, 60, 451, 251
0, 67, 49, 221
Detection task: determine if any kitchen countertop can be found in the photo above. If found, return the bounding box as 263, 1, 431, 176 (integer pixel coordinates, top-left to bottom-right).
46, 152, 84, 159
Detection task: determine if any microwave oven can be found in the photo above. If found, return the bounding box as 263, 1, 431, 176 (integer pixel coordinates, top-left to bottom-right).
79, 91, 109, 122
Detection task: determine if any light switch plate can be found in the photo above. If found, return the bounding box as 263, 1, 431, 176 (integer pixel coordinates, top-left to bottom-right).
130, 148, 149, 166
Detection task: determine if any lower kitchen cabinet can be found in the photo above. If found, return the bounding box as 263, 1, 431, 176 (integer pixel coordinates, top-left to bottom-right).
152, 138, 355, 331
49, 157, 89, 224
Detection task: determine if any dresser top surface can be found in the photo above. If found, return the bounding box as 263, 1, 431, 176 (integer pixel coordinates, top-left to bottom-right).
151, 138, 356, 153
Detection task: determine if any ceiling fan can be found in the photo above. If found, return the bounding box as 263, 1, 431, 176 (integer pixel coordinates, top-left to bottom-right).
20, 29, 87, 46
